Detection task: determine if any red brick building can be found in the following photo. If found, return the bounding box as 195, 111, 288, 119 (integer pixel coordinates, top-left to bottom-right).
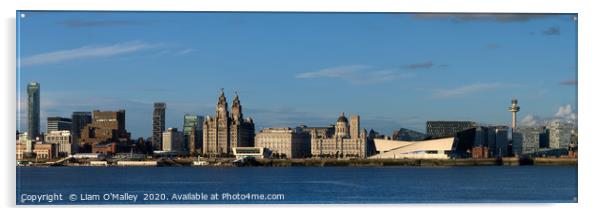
92, 142, 117, 155
568, 144, 578, 158
80, 110, 130, 153
33, 143, 58, 160
472, 146, 489, 159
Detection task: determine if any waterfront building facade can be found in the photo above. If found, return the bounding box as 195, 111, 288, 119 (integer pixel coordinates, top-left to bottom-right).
426, 121, 476, 138
27, 82, 40, 140
310, 113, 368, 158
297, 124, 334, 139
17, 132, 34, 158
370, 137, 455, 159
33, 143, 58, 160
47, 117, 72, 133
350, 115, 360, 139
255, 127, 311, 158
472, 126, 494, 158
152, 102, 166, 149
472, 126, 509, 158
92, 142, 117, 155
44, 130, 74, 157
183, 114, 203, 155
493, 126, 509, 157
16, 143, 26, 160
203, 90, 255, 156
162, 128, 185, 153
80, 110, 131, 151
232, 147, 272, 159
513, 127, 545, 155
366, 129, 386, 156
71, 112, 92, 145
547, 121, 573, 149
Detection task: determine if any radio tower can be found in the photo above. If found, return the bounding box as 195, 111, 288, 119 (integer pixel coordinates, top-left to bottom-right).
508, 99, 520, 129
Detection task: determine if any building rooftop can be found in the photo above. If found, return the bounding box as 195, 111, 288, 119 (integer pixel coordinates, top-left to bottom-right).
337, 112, 348, 123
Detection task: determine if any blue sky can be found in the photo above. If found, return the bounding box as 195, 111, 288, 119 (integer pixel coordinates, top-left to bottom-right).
16, 12, 577, 138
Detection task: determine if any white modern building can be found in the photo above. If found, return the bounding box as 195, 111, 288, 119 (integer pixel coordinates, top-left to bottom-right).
162, 128, 185, 153
232, 147, 272, 159
17, 132, 34, 156
369, 137, 455, 159
44, 130, 75, 157
73, 153, 104, 160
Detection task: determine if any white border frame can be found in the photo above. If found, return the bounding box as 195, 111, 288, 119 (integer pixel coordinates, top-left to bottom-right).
2, 0, 600, 215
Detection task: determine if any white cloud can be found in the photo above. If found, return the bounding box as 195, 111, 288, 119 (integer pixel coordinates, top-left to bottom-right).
20, 41, 157, 67
295, 65, 411, 84
520, 114, 542, 127
519, 104, 578, 127
176, 48, 196, 55
432, 83, 511, 98
554, 104, 577, 124
295, 65, 370, 79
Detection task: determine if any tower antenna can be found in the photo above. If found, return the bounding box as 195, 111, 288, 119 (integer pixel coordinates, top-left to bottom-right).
508, 99, 520, 129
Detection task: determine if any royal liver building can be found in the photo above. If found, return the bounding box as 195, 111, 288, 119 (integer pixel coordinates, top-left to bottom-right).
202, 89, 255, 156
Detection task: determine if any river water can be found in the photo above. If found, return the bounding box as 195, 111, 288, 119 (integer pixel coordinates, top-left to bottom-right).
16, 166, 577, 204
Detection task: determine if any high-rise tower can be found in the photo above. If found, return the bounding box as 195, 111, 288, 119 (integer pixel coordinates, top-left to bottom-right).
71, 112, 92, 139
183, 114, 203, 155
152, 102, 166, 149
27, 82, 40, 140
508, 99, 520, 129
47, 117, 72, 133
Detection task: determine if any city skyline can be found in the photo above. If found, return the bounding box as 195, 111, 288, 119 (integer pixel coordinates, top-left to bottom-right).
16, 12, 578, 138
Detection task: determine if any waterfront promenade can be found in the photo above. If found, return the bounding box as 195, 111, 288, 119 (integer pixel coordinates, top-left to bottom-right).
17, 157, 578, 167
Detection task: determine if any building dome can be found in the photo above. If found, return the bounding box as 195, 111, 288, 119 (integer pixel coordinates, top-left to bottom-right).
337, 112, 348, 123
335, 112, 350, 138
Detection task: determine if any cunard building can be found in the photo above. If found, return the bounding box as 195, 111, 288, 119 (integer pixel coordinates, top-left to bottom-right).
202, 89, 255, 156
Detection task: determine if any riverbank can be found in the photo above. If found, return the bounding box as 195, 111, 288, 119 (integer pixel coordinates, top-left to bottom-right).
253, 157, 577, 167
18, 157, 577, 167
